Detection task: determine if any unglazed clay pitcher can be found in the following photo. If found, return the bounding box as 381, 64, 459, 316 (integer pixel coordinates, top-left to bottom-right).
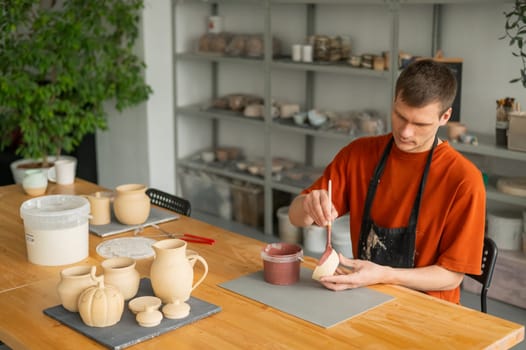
113, 184, 150, 225
57, 265, 98, 312
150, 239, 208, 319
101, 257, 140, 300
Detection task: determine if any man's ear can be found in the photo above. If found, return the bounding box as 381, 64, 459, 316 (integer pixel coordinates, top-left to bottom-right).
439, 107, 452, 126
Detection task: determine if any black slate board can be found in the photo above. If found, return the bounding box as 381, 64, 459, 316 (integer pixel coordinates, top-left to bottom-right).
44, 278, 221, 350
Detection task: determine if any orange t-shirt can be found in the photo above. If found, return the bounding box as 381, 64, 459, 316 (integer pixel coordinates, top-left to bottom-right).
304, 133, 486, 303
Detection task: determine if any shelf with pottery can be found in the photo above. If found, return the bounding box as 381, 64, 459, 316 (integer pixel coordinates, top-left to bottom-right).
271, 57, 392, 78
178, 101, 383, 141
178, 152, 323, 194
270, 0, 508, 4
442, 130, 526, 207
176, 104, 265, 127
172, 0, 397, 236
175, 52, 263, 66
447, 131, 526, 162
485, 184, 526, 207
175, 0, 264, 4
175, 51, 393, 78
177, 157, 266, 186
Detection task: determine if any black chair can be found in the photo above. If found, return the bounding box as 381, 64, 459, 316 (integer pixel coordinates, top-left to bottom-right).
465, 237, 498, 313
146, 188, 191, 217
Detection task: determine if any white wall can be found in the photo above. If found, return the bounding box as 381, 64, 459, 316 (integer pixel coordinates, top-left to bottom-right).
440, 3, 523, 133
97, 2, 524, 191
97, 0, 175, 192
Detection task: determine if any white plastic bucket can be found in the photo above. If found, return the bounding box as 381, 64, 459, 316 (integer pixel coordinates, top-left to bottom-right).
331, 214, 353, 258
303, 225, 326, 253
487, 210, 523, 251
277, 206, 302, 244
20, 195, 90, 266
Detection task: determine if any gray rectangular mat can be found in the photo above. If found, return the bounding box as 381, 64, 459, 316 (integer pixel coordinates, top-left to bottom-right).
90, 207, 179, 237
219, 267, 393, 328
44, 278, 221, 350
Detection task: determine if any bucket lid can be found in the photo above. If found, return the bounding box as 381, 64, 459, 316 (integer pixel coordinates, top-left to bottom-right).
261, 242, 303, 263
20, 195, 90, 219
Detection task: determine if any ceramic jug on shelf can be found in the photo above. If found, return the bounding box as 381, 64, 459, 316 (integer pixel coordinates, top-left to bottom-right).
150, 239, 208, 319
113, 184, 150, 225
57, 265, 98, 312
101, 256, 140, 300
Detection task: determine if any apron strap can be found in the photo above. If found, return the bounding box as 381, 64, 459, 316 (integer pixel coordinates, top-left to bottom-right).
407, 134, 438, 230
360, 137, 394, 225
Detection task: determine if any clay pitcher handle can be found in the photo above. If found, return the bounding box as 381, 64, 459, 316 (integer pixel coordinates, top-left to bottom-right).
189, 255, 208, 292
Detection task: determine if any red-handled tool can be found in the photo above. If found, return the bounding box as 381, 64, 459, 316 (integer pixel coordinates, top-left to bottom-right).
151, 224, 215, 245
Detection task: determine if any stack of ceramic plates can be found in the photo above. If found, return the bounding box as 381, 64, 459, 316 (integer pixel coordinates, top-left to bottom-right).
496, 177, 526, 197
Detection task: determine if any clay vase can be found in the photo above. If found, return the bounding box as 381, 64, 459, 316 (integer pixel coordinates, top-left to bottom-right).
150, 239, 208, 319
57, 265, 98, 312
101, 257, 140, 300
136, 304, 163, 327
113, 184, 151, 225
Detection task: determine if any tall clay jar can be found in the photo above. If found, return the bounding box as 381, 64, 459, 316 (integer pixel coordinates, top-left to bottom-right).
101, 257, 140, 300
113, 184, 151, 225
150, 239, 208, 304
57, 265, 98, 312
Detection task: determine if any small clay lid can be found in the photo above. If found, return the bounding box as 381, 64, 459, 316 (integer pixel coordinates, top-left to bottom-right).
136, 305, 163, 327
128, 296, 162, 314
162, 301, 190, 319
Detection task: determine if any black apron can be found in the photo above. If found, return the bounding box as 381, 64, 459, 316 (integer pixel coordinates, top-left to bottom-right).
358, 135, 438, 268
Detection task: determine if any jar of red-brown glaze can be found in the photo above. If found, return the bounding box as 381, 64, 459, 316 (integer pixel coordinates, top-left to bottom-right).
261, 243, 303, 285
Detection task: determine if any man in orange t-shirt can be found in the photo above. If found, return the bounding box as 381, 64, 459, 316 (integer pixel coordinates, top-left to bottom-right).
288, 59, 485, 304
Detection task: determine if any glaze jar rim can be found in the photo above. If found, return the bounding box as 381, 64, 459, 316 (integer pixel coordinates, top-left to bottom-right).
261, 242, 303, 263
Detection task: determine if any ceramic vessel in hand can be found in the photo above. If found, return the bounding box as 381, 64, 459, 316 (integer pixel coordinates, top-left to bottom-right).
113, 184, 150, 225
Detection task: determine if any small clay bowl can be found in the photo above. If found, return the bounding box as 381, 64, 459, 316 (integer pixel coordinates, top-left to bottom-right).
128, 296, 162, 314
293, 112, 307, 125
307, 110, 327, 127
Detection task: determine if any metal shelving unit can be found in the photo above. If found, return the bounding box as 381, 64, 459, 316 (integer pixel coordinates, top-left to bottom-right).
173, 0, 525, 236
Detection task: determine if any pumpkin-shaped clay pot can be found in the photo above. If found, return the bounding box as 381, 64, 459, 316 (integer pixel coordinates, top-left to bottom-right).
78, 273, 124, 327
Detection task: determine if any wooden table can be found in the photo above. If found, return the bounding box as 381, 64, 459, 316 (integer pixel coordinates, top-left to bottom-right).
0, 179, 523, 349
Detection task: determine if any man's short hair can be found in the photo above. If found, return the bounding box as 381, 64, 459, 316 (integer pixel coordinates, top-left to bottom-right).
395, 59, 457, 116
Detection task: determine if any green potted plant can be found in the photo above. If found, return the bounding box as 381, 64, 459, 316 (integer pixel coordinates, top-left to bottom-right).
502, 0, 526, 87
0, 0, 152, 183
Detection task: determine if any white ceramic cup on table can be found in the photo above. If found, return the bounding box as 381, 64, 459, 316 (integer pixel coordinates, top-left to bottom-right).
22, 169, 48, 196
48, 159, 77, 185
